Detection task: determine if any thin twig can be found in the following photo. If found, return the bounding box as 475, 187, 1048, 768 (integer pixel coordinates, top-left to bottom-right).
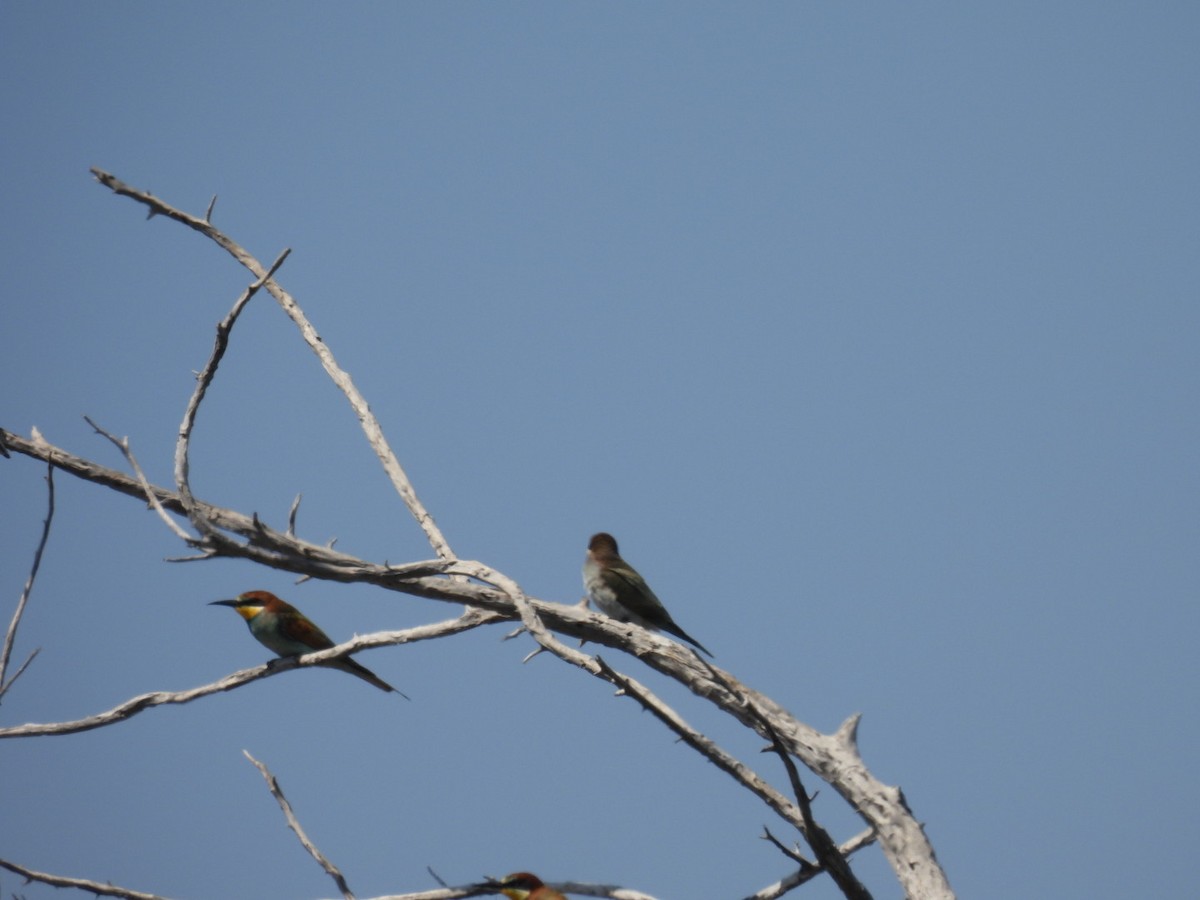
288, 493, 303, 537
761, 826, 813, 866
83, 416, 194, 542
0, 461, 54, 700
0, 857, 173, 900
174, 248, 291, 548
744, 829, 879, 900
592, 656, 808, 832
244, 751, 354, 900
759, 720, 873, 900
0, 647, 41, 698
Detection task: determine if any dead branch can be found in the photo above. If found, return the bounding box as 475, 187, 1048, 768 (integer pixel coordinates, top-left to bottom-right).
0, 857, 172, 900
4, 423, 951, 895
173, 249, 290, 554
91, 167, 454, 561
0, 462, 53, 701
0, 612, 497, 738
0, 169, 957, 900
245, 751, 355, 900
84, 416, 194, 542
759, 721, 872, 899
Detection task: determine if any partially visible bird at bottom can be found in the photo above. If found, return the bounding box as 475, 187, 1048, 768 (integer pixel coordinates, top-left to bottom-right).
491, 872, 567, 900
210, 590, 408, 698
583, 531, 714, 657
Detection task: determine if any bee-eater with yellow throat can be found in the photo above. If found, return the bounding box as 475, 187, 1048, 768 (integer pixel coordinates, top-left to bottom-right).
492, 872, 567, 900
583, 532, 713, 657
210, 590, 407, 697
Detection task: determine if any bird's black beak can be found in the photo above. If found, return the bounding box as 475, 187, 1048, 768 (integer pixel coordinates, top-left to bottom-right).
209, 599, 239, 608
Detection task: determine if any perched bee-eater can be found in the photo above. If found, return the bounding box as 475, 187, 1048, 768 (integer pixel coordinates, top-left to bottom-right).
583, 532, 713, 657
210, 590, 407, 697
492, 872, 566, 900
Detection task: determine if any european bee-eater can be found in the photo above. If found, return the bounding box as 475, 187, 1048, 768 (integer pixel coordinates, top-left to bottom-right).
493, 872, 566, 900
210, 590, 408, 697
583, 532, 713, 657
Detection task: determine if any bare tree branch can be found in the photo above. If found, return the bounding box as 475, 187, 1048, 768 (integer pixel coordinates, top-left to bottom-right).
6, 427, 943, 894
173, 248, 291, 555
567, 886, 658, 900
742, 868, 814, 900
288, 493, 303, 538
443, 561, 882, 895
0, 461, 53, 701
6, 422, 953, 896
91, 167, 454, 562
759, 722, 872, 899
0, 646, 40, 701
761, 825, 814, 867
245, 751, 355, 900
83, 416, 194, 543
0, 856, 662, 900
0, 432, 733, 658
0, 169, 958, 900
359, 888, 501, 900
0, 857, 173, 900
453, 559, 602, 673
749, 827, 878, 900
0, 611, 499, 738
593, 656, 808, 831
4, 429, 456, 593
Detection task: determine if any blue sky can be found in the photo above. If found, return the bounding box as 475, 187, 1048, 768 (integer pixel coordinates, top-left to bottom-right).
1, 3, 1197, 899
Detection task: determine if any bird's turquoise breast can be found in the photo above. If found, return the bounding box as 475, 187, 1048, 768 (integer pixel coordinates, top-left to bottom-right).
248, 616, 309, 657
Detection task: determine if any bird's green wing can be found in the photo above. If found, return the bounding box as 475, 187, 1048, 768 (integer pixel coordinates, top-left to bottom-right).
278, 614, 335, 650
606, 562, 669, 617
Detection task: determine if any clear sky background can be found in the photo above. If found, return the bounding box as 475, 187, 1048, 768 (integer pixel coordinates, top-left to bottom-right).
1, 4, 1197, 899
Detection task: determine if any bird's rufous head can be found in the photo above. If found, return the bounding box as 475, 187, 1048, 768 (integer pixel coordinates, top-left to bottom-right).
587, 532, 619, 558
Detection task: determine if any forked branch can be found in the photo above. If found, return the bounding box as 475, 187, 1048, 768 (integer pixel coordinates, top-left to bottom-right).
0, 170, 956, 900
91, 168, 454, 562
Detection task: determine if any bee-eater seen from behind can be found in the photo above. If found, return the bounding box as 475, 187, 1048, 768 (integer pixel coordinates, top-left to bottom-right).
583, 531, 713, 657
210, 590, 408, 697
493, 872, 566, 900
